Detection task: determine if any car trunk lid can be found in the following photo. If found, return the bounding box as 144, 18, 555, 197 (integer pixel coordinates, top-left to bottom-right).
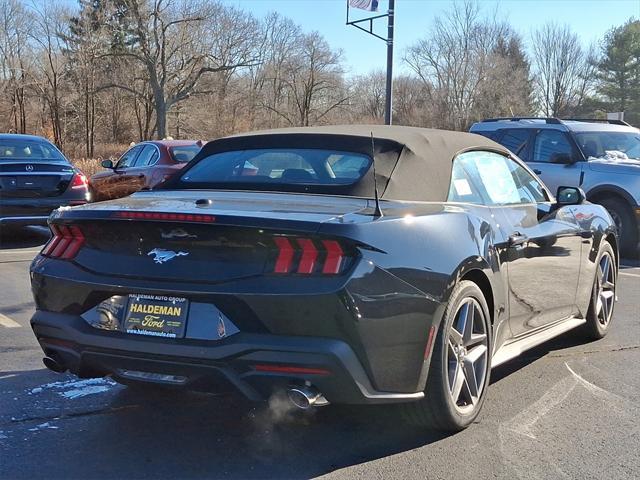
49, 191, 370, 283
0, 161, 75, 198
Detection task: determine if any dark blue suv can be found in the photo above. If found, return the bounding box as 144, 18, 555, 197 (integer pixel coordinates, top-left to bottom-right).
471, 117, 640, 257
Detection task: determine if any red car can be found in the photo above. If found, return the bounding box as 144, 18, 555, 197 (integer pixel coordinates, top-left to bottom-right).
90, 140, 203, 202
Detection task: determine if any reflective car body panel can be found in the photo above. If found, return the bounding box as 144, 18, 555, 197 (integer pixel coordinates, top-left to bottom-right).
90, 140, 202, 202
29, 126, 618, 404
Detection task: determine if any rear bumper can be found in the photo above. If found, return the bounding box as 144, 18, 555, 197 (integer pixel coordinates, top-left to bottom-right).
31, 310, 425, 405
1, 194, 88, 226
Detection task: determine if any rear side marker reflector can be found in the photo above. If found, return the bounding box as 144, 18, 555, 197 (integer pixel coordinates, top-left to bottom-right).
42, 225, 85, 260
252, 364, 330, 376
113, 211, 215, 222
272, 236, 347, 275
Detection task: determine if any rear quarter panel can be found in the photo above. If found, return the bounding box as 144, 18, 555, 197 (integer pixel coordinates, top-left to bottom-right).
318, 201, 509, 392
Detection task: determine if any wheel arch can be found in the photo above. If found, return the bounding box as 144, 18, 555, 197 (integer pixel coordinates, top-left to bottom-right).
587, 185, 637, 208
460, 269, 495, 326
444, 255, 499, 328
605, 232, 619, 268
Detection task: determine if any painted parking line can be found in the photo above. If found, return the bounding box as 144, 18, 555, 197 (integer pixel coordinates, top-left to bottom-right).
0, 249, 42, 256
620, 272, 640, 278
0, 313, 21, 328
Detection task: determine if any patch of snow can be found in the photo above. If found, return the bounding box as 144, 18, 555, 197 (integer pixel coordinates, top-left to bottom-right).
28, 422, 59, 432
29, 377, 117, 399
61, 385, 112, 399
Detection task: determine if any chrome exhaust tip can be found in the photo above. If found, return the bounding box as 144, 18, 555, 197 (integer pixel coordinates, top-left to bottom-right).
43, 356, 67, 373
287, 386, 329, 410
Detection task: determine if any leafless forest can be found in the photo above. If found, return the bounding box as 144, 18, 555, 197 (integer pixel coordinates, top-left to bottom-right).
0, 0, 637, 173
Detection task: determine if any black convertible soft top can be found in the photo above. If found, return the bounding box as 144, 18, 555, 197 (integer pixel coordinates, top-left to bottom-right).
185, 125, 510, 202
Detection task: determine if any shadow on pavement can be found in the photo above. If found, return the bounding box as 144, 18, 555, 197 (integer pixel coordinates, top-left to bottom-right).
491, 328, 595, 384
1, 368, 450, 479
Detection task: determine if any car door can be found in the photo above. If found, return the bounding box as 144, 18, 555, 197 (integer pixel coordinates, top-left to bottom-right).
456, 150, 583, 336
527, 129, 585, 195
101, 145, 143, 200
117, 144, 160, 196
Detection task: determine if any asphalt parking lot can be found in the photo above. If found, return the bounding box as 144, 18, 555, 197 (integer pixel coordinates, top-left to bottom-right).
1, 227, 639, 479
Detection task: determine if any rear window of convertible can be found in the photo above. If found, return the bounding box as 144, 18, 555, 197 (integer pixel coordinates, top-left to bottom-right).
178, 149, 372, 190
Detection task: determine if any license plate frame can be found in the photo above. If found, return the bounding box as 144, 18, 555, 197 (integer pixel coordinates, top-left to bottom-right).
124, 294, 189, 339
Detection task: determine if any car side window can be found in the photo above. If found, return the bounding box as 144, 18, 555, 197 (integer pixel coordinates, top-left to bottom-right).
116, 145, 143, 169
133, 145, 159, 167
498, 129, 530, 155
448, 156, 486, 204
453, 151, 547, 206
531, 130, 573, 163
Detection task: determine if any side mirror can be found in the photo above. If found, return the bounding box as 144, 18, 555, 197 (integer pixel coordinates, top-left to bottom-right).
101, 159, 114, 169
550, 153, 576, 164
556, 186, 586, 206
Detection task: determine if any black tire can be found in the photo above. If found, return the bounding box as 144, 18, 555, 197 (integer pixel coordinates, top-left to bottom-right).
599, 197, 638, 258
402, 280, 492, 431
583, 241, 617, 340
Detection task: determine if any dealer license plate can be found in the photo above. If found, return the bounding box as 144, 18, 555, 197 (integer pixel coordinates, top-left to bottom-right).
124, 294, 189, 338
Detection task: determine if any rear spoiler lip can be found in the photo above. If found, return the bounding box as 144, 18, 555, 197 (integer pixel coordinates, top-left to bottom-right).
48, 208, 346, 235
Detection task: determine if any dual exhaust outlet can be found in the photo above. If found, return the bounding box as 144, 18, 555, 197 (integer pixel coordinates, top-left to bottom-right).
286, 385, 329, 410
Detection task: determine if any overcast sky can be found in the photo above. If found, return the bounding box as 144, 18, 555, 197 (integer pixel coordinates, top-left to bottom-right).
226, 0, 639, 75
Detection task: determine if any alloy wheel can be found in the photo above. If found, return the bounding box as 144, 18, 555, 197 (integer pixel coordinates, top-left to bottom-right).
446, 298, 489, 414
595, 252, 615, 327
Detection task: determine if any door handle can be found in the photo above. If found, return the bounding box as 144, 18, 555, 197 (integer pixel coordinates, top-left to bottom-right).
508, 232, 528, 247
533, 169, 542, 175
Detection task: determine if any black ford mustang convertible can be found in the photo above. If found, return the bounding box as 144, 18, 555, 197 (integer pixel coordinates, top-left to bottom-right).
30, 126, 618, 431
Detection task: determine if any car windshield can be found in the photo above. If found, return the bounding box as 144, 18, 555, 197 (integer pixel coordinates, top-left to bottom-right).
575, 131, 640, 161
0, 139, 66, 162
169, 145, 202, 163
178, 148, 372, 191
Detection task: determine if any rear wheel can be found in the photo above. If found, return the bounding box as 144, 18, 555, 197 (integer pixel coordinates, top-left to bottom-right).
583, 241, 616, 340
403, 280, 491, 431
599, 197, 637, 257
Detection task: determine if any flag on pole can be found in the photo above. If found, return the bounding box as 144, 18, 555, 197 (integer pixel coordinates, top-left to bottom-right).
349, 0, 379, 12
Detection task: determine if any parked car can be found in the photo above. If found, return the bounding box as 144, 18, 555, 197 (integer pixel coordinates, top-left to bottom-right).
470, 117, 640, 256
31, 125, 617, 432
90, 140, 203, 201
0, 133, 88, 229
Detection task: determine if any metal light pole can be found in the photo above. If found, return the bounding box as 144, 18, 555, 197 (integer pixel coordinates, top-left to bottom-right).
347, 0, 395, 125
384, 0, 394, 125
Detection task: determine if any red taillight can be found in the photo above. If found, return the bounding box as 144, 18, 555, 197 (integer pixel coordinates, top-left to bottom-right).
273, 236, 295, 273
112, 211, 215, 223
272, 236, 349, 275
321, 240, 344, 274
252, 364, 330, 376
296, 238, 318, 274
41, 224, 85, 260
70, 173, 88, 190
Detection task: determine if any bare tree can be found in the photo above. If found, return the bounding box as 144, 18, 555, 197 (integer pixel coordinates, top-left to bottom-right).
110, 0, 259, 138
349, 69, 386, 122
531, 23, 593, 116
275, 31, 349, 126
0, 0, 31, 133
405, 0, 513, 130
29, 1, 70, 147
